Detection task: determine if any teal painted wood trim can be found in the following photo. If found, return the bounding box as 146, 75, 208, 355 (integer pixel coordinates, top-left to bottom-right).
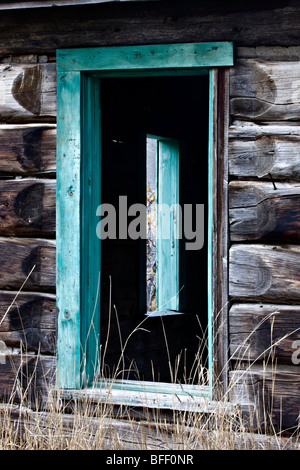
56, 71, 82, 389
80, 75, 101, 386
95, 379, 210, 398
156, 139, 179, 311
57, 42, 234, 73
207, 69, 216, 396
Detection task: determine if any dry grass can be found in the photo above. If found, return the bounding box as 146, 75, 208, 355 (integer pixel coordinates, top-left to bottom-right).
0, 276, 300, 450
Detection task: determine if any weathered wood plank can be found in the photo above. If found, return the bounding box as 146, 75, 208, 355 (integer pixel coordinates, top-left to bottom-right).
229, 181, 300, 241
230, 365, 300, 432
0, 64, 56, 122
229, 244, 300, 302
229, 303, 300, 363
0, 237, 55, 290
228, 122, 300, 180
230, 59, 300, 121
0, 125, 56, 175
0, 291, 56, 354
1, 1, 300, 55
3, 402, 299, 450
0, 179, 55, 236
0, 354, 56, 405
57, 42, 233, 73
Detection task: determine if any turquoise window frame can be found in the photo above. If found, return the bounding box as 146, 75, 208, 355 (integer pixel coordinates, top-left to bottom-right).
56, 42, 234, 392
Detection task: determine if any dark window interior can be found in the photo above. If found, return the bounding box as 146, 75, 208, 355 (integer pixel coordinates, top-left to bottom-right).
99, 75, 209, 384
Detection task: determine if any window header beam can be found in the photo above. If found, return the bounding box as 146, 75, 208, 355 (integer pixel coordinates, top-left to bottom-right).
57, 42, 234, 73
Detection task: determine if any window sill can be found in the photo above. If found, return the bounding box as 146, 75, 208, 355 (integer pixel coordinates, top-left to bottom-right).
57, 379, 239, 415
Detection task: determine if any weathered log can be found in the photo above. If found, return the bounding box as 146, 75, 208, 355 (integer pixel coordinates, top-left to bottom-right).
229, 244, 300, 302
0, 353, 56, 406
230, 59, 300, 121
0, 291, 56, 354
229, 365, 300, 431
228, 122, 300, 180
0, 1, 300, 55
229, 181, 300, 241
0, 125, 56, 175
0, 237, 56, 290
229, 303, 300, 363
0, 179, 55, 236
0, 64, 56, 122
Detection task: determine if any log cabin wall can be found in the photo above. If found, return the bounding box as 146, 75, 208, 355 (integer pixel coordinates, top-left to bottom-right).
0, 0, 299, 428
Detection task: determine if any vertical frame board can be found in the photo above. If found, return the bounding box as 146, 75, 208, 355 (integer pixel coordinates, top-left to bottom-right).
156, 138, 180, 311
208, 68, 218, 396
56, 71, 82, 389
56, 72, 101, 388
81, 75, 101, 386
56, 42, 234, 391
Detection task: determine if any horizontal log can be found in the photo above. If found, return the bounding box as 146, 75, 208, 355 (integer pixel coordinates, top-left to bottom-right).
0, 64, 56, 122
0, 125, 56, 175
0, 354, 56, 406
229, 181, 300, 241
228, 122, 300, 179
230, 365, 300, 431
230, 59, 300, 121
0, 291, 56, 354
229, 303, 300, 363
0, 237, 56, 290
229, 244, 300, 302
0, 179, 55, 236
1, 1, 300, 55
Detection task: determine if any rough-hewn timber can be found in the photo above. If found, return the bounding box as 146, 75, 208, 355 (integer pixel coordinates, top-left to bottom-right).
229, 303, 300, 363
229, 244, 300, 303
0, 354, 56, 406
229, 122, 300, 180
230, 365, 300, 431
0, 1, 300, 55
0, 64, 56, 122
0, 125, 56, 175
230, 59, 300, 121
229, 181, 300, 241
0, 179, 55, 236
0, 291, 56, 354
0, 237, 55, 291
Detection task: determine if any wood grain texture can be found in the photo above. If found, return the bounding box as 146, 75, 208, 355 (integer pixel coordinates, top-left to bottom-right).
0, 353, 55, 405
0, 64, 56, 122
0, 179, 55, 236
0, 237, 55, 291
230, 59, 300, 121
228, 122, 300, 180
56, 71, 82, 389
229, 303, 300, 363
0, 125, 56, 175
229, 244, 300, 302
57, 42, 233, 72
230, 365, 300, 431
0, 291, 56, 354
0, 1, 300, 54
229, 181, 300, 241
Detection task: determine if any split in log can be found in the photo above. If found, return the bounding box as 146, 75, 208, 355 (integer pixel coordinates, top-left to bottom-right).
228, 122, 300, 180
0, 237, 56, 291
0, 179, 55, 236
229, 181, 300, 241
230, 59, 300, 121
0, 291, 56, 354
229, 303, 300, 364
229, 244, 300, 302
0, 124, 56, 175
0, 64, 56, 122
